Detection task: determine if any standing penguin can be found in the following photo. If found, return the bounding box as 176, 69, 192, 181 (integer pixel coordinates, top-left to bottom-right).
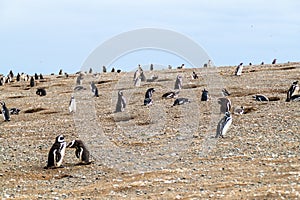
115, 91, 126, 112
144, 88, 155, 106
45, 135, 67, 169
235, 63, 243, 76
30, 76, 35, 87
286, 81, 299, 102
69, 96, 76, 113
218, 97, 231, 114
174, 75, 183, 90
201, 89, 209, 101
16, 73, 21, 82
216, 112, 233, 138
67, 140, 91, 165
1, 101, 10, 121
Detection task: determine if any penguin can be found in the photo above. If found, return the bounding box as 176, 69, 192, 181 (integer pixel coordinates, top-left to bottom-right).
90, 81, 97, 93
145, 88, 155, 99
162, 91, 179, 99
253, 95, 269, 102
9, 108, 21, 115
235, 63, 243, 76
173, 98, 190, 106
201, 89, 209, 101
36, 88, 47, 96
111, 67, 115, 72
216, 112, 232, 138
1, 101, 10, 121
34, 73, 39, 80
272, 59, 277, 64
174, 75, 183, 90
218, 97, 231, 114
102, 66, 107, 73
67, 140, 91, 165
115, 91, 126, 112
222, 88, 230, 96
16, 73, 21, 82
286, 81, 299, 102
192, 71, 198, 79
89, 68, 93, 74
64, 73, 69, 78
30, 76, 35, 87
150, 64, 154, 71
234, 106, 244, 115
76, 74, 83, 85
117, 69, 121, 73
177, 64, 184, 69
69, 96, 76, 113
59, 69, 63, 75
44, 135, 67, 169
39, 73, 44, 80
93, 87, 99, 97
144, 98, 153, 106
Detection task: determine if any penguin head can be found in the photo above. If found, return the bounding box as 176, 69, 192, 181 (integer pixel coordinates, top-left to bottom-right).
118, 91, 123, 96
67, 140, 82, 148
56, 135, 65, 143
67, 140, 76, 148
293, 81, 298, 85
225, 112, 231, 117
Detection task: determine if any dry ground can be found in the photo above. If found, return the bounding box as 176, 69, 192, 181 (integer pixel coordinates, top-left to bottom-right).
0, 63, 300, 199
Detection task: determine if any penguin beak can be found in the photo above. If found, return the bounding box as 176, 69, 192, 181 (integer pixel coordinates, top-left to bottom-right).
67, 140, 75, 148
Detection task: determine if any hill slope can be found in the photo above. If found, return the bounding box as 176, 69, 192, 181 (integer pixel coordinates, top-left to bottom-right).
1, 63, 300, 199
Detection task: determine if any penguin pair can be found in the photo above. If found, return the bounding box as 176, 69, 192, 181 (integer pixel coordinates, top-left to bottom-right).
1, 101, 10, 121
45, 135, 91, 169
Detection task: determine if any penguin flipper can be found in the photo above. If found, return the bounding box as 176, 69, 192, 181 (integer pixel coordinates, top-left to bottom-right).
55, 151, 62, 163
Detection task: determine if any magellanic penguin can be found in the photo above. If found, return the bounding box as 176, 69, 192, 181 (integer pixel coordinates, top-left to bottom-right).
172, 98, 190, 106
234, 106, 244, 115
144, 98, 153, 106
253, 95, 269, 102
174, 75, 183, 90
9, 108, 21, 115
115, 91, 126, 112
162, 91, 179, 99
69, 96, 76, 113
222, 88, 230, 97
45, 135, 67, 169
235, 63, 243, 76
216, 112, 232, 138
218, 97, 231, 114
201, 89, 209, 101
1, 101, 10, 121
145, 88, 155, 99
286, 81, 300, 102
67, 140, 91, 165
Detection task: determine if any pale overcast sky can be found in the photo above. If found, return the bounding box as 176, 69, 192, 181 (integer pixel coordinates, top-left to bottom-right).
0, 0, 299, 74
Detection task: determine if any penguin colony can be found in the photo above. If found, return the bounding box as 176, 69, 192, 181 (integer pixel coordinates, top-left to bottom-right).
0, 62, 299, 170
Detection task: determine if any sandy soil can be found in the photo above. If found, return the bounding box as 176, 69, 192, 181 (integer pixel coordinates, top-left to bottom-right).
0, 63, 300, 199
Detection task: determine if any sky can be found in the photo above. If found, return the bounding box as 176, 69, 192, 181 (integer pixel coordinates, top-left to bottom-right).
0, 0, 299, 75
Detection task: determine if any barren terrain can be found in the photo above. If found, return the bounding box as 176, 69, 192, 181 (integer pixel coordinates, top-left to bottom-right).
1, 63, 300, 199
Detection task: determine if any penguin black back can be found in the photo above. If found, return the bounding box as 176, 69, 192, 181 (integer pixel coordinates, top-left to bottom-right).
1, 101, 10, 121
67, 140, 91, 165
45, 135, 67, 169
